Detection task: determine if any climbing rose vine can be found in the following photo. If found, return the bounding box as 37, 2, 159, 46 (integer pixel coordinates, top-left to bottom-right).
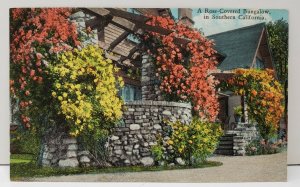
10, 9, 124, 138
142, 16, 219, 122
227, 68, 284, 139
10, 8, 80, 129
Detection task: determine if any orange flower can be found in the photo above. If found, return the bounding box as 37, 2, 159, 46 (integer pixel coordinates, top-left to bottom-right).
251, 90, 257, 96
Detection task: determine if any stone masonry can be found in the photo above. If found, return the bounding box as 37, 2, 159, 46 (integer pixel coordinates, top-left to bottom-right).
141, 55, 163, 101
108, 100, 192, 166
69, 10, 99, 45
41, 131, 96, 167
226, 124, 258, 156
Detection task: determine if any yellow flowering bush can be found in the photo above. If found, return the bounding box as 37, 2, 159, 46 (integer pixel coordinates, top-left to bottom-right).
50, 45, 124, 136
152, 118, 222, 165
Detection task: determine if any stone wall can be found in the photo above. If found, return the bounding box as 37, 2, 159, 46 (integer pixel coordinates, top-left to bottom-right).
108, 100, 192, 166
226, 124, 258, 156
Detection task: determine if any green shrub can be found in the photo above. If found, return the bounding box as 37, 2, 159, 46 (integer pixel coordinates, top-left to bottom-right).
151, 118, 223, 166
11, 128, 40, 159
246, 139, 285, 155
150, 138, 165, 164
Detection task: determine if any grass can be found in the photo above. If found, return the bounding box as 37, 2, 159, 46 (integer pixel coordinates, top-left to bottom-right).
10, 154, 35, 164
10, 155, 222, 181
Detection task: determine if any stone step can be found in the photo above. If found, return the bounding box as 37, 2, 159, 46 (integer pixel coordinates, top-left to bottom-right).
222, 134, 235, 137
218, 141, 233, 145
216, 145, 233, 150
214, 149, 234, 155
220, 136, 234, 141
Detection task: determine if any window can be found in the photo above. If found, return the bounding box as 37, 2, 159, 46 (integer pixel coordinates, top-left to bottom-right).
255, 57, 265, 69
119, 84, 141, 102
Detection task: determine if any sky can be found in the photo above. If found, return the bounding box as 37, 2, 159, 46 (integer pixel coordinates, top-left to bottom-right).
171, 8, 288, 36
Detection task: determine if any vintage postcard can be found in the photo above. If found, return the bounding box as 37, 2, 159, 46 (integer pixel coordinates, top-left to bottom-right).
10, 8, 288, 182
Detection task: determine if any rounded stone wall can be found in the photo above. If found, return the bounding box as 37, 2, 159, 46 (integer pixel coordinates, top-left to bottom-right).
108, 100, 192, 166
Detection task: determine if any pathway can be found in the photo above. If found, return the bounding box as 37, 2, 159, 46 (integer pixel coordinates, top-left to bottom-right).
32, 151, 287, 182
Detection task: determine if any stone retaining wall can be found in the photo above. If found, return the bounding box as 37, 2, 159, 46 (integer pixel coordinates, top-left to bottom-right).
108, 100, 192, 166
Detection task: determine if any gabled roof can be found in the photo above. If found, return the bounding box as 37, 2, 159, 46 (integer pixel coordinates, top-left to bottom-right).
208, 23, 265, 71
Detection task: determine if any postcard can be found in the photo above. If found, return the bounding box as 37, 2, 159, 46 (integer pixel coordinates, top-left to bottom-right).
9, 8, 288, 182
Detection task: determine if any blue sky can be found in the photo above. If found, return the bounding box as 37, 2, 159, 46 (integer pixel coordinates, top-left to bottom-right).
171, 8, 288, 36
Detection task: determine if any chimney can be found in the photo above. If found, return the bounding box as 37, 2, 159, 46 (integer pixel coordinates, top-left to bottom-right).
158, 8, 170, 17
178, 8, 194, 27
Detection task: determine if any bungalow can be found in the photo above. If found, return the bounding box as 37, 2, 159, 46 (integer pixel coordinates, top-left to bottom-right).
78, 9, 276, 157
14, 8, 277, 167
207, 23, 278, 155
208, 23, 276, 128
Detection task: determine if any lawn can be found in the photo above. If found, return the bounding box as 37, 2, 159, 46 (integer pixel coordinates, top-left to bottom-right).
10, 154, 222, 181
10, 154, 35, 164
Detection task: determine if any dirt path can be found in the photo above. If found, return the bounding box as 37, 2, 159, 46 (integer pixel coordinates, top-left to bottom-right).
32, 151, 287, 182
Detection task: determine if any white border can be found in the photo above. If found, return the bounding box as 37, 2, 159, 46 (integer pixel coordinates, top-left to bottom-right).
1, 0, 300, 165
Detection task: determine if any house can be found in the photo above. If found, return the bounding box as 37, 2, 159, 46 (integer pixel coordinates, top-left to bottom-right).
208, 23, 276, 127
82, 9, 277, 158
207, 24, 277, 156
19, 9, 277, 166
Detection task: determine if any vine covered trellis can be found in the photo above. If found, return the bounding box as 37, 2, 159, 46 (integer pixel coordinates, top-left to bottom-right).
141, 15, 220, 122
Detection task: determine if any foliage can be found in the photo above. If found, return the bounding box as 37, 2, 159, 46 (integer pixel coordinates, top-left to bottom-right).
267, 20, 288, 123
126, 68, 141, 80
151, 141, 165, 164
50, 45, 124, 136
10, 128, 40, 158
267, 20, 288, 85
233, 105, 243, 116
226, 68, 284, 140
246, 139, 286, 156
152, 118, 222, 166
142, 16, 219, 122
11, 159, 222, 180
10, 8, 80, 133
78, 128, 110, 163
10, 8, 124, 140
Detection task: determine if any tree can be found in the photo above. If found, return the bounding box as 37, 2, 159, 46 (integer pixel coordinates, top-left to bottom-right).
267, 19, 288, 130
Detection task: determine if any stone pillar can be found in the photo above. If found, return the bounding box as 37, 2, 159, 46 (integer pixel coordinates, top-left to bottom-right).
69, 10, 99, 45
141, 55, 163, 101
40, 128, 96, 167
41, 130, 80, 167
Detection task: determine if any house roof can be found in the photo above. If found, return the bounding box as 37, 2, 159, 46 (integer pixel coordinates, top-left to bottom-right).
208, 23, 266, 71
